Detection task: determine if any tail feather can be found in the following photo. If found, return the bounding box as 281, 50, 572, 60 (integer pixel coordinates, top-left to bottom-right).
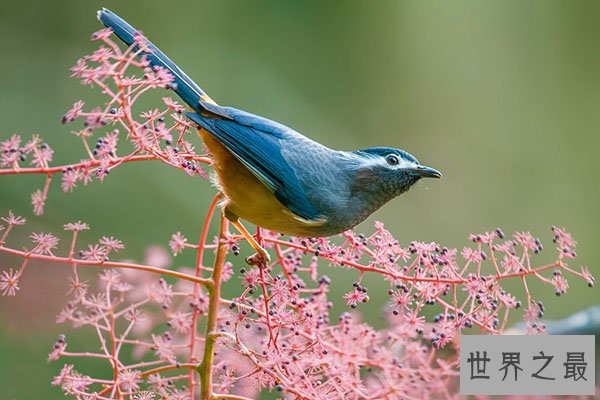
97, 8, 206, 111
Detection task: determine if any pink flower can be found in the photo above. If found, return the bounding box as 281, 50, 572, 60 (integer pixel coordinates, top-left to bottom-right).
118, 369, 142, 392
152, 278, 173, 307
89, 46, 114, 62
166, 388, 192, 400
70, 58, 89, 79
469, 231, 495, 244
63, 221, 90, 231
0, 134, 21, 153
0, 268, 20, 296
169, 232, 188, 255
411, 241, 438, 254
90, 27, 113, 41
80, 244, 106, 261
31, 189, 46, 216
431, 322, 456, 348
221, 261, 234, 282
131, 130, 154, 151
163, 97, 185, 113
62, 372, 92, 394
97, 131, 116, 153
32, 144, 54, 168
146, 66, 175, 89
1, 210, 26, 226
167, 311, 193, 333
501, 253, 523, 273
172, 113, 193, 133
240, 268, 260, 288
391, 290, 412, 310
551, 273, 569, 295
343, 288, 368, 307
95, 159, 111, 181
141, 108, 161, 120
268, 278, 292, 302
83, 107, 107, 129
66, 276, 89, 301
79, 161, 94, 185
0, 151, 19, 168
0, 134, 23, 167
51, 364, 74, 386
581, 266, 595, 287
150, 333, 175, 361
61, 169, 81, 192
133, 32, 150, 52
132, 391, 157, 400
99, 236, 124, 252
84, 292, 108, 310
124, 308, 144, 323
513, 231, 537, 251
119, 75, 144, 87
30, 232, 59, 255
164, 146, 184, 166
99, 270, 121, 286
498, 291, 519, 308
461, 247, 483, 262
21, 135, 40, 153
63, 101, 85, 123
405, 310, 426, 333
47, 334, 67, 361
552, 226, 577, 248
152, 122, 171, 141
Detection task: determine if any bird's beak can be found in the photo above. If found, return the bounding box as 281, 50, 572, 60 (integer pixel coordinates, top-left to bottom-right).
413, 165, 442, 178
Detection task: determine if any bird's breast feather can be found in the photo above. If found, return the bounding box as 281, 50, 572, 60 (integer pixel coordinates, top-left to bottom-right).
186, 109, 324, 222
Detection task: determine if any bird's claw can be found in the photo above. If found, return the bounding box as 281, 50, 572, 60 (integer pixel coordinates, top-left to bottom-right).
245, 249, 271, 266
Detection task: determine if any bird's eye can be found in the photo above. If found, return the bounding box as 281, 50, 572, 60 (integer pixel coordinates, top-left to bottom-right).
385, 154, 400, 166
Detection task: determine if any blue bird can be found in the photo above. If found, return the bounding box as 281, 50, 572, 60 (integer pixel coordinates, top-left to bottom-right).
98, 9, 441, 264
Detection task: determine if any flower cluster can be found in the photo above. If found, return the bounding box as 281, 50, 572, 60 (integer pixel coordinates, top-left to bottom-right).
0, 204, 593, 399
0, 28, 596, 400
0, 28, 210, 216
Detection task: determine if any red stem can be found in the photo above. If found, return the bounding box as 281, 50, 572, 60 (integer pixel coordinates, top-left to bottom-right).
0, 154, 210, 176
0, 245, 211, 286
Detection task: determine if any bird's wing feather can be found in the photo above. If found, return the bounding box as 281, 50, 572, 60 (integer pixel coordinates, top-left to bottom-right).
186, 109, 324, 222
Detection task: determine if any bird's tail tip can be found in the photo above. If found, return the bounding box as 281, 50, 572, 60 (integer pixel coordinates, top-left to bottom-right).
97, 8, 109, 22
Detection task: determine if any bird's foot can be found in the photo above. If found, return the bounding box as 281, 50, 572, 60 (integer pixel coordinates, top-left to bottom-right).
245, 247, 271, 267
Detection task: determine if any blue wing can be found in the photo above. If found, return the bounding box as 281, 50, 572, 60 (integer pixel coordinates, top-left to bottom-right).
186, 109, 323, 222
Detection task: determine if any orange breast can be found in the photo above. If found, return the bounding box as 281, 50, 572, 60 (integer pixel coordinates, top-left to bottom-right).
197, 128, 323, 236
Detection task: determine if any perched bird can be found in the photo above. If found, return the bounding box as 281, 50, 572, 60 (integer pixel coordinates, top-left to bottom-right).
98, 9, 441, 264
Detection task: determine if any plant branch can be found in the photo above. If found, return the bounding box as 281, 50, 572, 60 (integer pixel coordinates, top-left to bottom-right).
0, 245, 211, 286
0, 154, 210, 176
198, 213, 229, 400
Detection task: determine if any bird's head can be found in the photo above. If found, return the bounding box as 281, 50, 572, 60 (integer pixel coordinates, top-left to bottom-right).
350, 147, 441, 202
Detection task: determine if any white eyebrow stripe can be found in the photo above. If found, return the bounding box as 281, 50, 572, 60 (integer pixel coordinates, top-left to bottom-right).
395, 156, 416, 169
342, 151, 417, 169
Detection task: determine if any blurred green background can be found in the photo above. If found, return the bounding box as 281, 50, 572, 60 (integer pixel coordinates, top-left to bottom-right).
1, 1, 599, 398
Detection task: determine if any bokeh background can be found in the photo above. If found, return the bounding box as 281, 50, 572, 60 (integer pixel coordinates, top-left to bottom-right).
1, 1, 598, 398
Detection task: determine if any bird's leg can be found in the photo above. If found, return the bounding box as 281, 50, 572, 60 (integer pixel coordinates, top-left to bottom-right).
230, 219, 271, 267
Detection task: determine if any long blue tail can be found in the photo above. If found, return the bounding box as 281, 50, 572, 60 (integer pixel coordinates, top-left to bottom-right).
97, 8, 206, 112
